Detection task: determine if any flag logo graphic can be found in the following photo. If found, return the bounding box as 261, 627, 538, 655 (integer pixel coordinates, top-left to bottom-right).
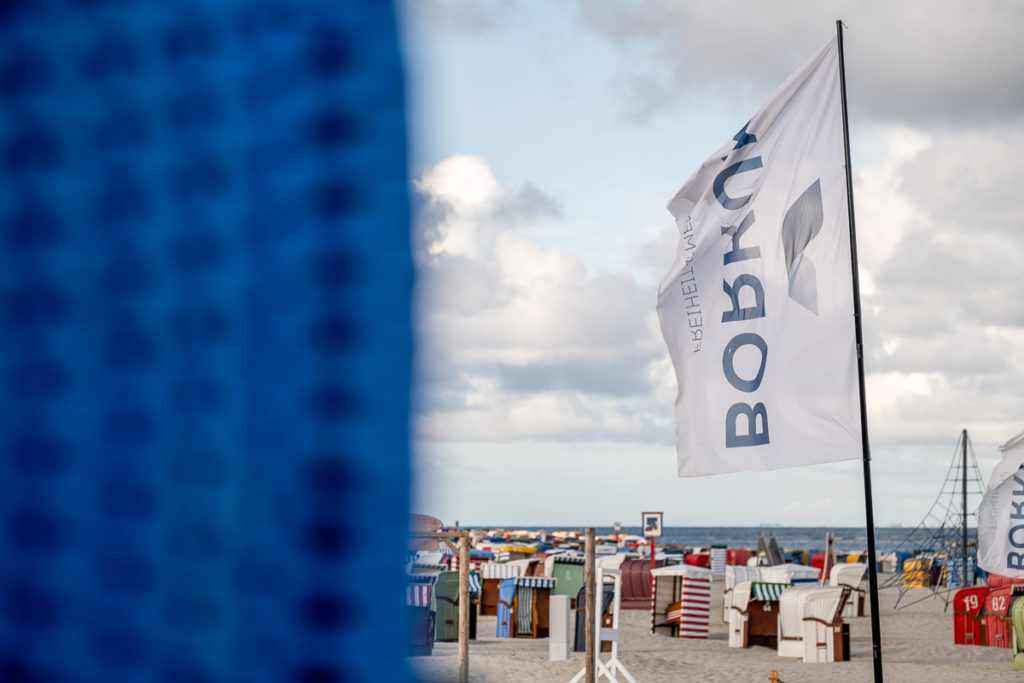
781, 179, 824, 314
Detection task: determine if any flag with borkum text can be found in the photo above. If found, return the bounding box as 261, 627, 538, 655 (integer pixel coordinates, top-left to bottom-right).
657, 38, 861, 477
978, 430, 1024, 578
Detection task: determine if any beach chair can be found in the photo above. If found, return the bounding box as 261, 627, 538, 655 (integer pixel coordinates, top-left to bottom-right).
496, 577, 516, 638
650, 564, 713, 639
775, 585, 848, 661
433, 571, 460, 642
550, 556, 587, 604
984, 586, 1014, 648
723, 566, 761, 623
431, 570, 480, 642
406, 576, 436, 656
777, 586, 820, 658
573, 585, 614, 652
513, 577, 556, 638
1013, 595, 1024, 669
729, 581, 790, 649
952, 586, 988, 646
799, 586, 850, 662
710, 546, 727, 574
902, 557, 932, 588
480, 562, 522, 615
829, 563, 867, 618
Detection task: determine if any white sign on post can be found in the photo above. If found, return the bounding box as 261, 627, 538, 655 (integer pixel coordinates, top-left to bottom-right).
642, 512, 663, 538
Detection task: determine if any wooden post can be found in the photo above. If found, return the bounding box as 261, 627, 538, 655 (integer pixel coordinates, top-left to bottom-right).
585, 527, 595, 683
458, 532, 470, 683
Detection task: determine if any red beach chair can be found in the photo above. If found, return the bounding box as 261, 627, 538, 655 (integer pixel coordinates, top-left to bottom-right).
984, 586, 1014, 648
952, 586, 988, 646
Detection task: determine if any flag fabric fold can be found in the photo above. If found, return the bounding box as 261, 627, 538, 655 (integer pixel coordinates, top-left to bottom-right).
657, 38, 861, 477
978, 430, 1024, 577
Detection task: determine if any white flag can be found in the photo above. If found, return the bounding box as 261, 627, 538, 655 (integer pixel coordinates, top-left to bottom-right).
977, 430, 1024, 577
657, 38, 861, 477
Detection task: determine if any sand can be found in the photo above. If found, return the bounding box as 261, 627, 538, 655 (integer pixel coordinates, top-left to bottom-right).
409, 582, 1022, 682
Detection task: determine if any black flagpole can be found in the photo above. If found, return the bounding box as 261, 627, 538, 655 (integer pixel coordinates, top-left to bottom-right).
836, 19, 884, 682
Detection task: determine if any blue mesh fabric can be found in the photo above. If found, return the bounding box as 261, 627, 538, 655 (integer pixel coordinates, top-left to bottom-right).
0, 2, 412, 680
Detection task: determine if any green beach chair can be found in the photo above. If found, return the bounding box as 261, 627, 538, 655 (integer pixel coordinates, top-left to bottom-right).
1013, 596, 1024, 670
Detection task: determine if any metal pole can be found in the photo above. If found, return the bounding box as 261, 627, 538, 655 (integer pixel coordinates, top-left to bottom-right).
585, 527, 596, 683
962, 428, 969, 586
836, 19, 883, 682
458, 532, 470, 683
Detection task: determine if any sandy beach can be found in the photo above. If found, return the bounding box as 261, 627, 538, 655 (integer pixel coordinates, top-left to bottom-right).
410, 581, 1022, 682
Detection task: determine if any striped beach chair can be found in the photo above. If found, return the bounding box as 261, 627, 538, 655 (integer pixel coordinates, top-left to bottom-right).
649, 564, 713, 639
729, 581, 791, 649
710, 546, 728, 575
514, 577, 557, 638
406, 574, 438, 656
480, 562, 523, 615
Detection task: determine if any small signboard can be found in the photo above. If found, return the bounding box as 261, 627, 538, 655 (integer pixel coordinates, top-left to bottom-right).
642, 511, 663, 537
409, 513, 443, 551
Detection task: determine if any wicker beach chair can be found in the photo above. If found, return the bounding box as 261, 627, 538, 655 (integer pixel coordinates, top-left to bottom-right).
729, 581, 790, 649
1013, 595, 1024, 670
829, 563, 867, 617
799, 586, 850, 662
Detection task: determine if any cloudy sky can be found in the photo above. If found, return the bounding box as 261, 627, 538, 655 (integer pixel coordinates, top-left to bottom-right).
397, 1, 1024, 529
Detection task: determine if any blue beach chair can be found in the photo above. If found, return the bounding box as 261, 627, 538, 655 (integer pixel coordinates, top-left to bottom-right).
496, 577, 517, 638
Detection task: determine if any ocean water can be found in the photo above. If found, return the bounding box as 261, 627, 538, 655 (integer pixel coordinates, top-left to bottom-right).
496, 526, 976, 555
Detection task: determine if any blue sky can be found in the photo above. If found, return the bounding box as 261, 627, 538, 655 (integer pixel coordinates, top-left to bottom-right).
398, 1, 1024, 528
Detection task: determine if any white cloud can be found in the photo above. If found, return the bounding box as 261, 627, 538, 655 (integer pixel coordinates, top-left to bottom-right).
577, 0, 1024, 125
413, 154, 669, 443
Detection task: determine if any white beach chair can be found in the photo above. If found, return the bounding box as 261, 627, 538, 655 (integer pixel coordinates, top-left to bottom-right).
800, 586, 849, 662
729, 580, 790, 649
723, 566, 761, 623
728, 580, 754, 647
829, 563, 867, 617
776, 586, 822, 658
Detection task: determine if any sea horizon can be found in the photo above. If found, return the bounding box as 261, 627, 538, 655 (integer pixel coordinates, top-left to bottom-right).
454, 524, 975, 555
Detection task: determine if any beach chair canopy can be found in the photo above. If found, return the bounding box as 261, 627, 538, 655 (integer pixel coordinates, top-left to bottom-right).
725, 565, 763, 588
751, 582, 791, 601
595, 554, 627, 570
650, 564, 714, 579
481, 562, 522, 580
829, 563, 866, 588
761, 564, 820, 584
406, 584, 434, 608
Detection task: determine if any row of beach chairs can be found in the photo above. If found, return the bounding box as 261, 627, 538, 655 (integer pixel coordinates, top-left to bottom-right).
952, 583, 1024, 667
723, 563, 867, 663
